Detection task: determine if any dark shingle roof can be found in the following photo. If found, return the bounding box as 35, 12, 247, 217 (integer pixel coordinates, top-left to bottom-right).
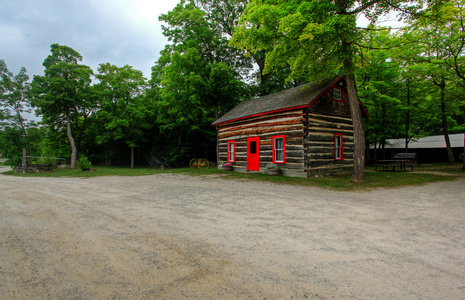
212, 77, 339, 126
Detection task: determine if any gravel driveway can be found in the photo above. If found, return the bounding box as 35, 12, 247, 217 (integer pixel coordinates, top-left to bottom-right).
0, 167, 464, 299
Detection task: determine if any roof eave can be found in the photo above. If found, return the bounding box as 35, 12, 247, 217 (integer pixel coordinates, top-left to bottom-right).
212, 104, 309, 127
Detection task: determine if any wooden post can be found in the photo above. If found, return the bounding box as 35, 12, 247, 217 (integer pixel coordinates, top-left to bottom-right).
22, 148, 27, 173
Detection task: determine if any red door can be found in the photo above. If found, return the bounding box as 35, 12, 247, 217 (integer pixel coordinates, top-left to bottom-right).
247, 137, 260, 171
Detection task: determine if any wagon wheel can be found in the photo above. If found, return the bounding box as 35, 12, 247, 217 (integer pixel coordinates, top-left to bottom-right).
460, 151, 464, 161
160, 157, 170, 169
198, 158, 209, 169
189, 158, 199, 169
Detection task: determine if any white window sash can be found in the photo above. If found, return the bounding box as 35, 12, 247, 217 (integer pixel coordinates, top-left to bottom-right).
228, 142, 234, 162
334, 88, 342, 101
274, 138, 284, 162
335, 136, 342, 159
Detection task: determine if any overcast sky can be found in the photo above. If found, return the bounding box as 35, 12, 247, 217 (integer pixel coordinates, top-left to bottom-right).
1, 0, 401, 82
1, 0, 180, 79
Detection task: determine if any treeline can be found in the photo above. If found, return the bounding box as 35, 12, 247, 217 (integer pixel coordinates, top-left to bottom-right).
1, 0, 464, 170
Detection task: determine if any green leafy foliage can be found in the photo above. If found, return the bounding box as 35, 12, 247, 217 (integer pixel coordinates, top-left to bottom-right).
94, 63, 153, 168
31, 44, 94, 169
149, 0, 247, 164
3, 0, 464, 171
231, 0, 374, 181
77, 155, 92, 171
0, 59, 44, 166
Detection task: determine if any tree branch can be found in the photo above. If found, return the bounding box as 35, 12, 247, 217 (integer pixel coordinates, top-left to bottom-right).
342, 0, 383, 15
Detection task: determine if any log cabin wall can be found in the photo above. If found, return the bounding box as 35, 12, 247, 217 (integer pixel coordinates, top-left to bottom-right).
217, 109, 307, 177
305, 88, 354, 177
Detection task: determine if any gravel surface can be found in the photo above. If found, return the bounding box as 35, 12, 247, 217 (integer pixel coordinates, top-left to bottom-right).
1, 166, 464, 299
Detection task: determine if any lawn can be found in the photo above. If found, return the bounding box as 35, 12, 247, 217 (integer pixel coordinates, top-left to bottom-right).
2, 162, 463, 191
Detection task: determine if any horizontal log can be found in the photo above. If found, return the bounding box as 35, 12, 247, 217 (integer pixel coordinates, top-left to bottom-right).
308, 113, 352, 125
308, 135, 354, 143
307, 140, 353, 147
219, 125, 303, 140
305, 147, 334, 153
219, 118, 304, 134
307, 126, 354, 134
219, 136, 304, 148
219, 163, 305, 172
220, 143, 304, 155
258, 145, 304, 152
217, 110, 304, 128
308, 160, 353, 168
226, 148, 305, 157
219, 130, 304, 141
308, 154, 354, 160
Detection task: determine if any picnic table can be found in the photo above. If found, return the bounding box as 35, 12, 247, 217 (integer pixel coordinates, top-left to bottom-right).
375, 159, 413, 172
374, 152, 417, 172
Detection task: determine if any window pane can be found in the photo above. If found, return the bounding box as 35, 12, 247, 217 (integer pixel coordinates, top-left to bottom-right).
335, 135, 342, 159
274, 137, 284, 162
228, 142, 234, 161
276, 150, 283, 162
334, 88, 342, 101
250, 141, 257, 154
275, 138, 283, 150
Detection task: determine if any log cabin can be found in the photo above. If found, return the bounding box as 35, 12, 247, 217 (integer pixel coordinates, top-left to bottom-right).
212, 76, 369, 177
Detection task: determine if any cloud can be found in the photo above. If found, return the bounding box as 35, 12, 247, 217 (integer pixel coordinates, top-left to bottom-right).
0, 0, 179, 79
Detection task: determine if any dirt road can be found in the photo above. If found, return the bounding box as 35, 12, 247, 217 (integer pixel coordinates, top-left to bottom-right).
1, 167, 464, 299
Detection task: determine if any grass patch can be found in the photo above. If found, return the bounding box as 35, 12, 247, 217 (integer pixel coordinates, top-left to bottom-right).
0, 166, 170, 178
1, 163, 462, 191
412, 162, 465, 175
210, 169, 457, 191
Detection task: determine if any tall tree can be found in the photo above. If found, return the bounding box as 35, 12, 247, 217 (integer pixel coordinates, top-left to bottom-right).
95, 63, 152, 168
0, 60, 33, 139
356, 28, 435, 158
403, 0, 465, 167
152, 0, 245, 164
401, 1, 465, 164
231, 0, 423, 182
0, 60, 40, 166
31, 44, 94, 169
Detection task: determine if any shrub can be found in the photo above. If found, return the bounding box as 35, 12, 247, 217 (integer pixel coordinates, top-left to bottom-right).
77, 155, 92, 171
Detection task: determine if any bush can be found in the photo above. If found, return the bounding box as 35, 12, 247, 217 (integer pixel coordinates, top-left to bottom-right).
6, 155, 23, 168
77, 155, 92, 171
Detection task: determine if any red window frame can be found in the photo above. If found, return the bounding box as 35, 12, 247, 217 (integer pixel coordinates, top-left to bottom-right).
227, 140, 235, 163
333, 87, 344, 102
334, 133, 343, 160
272, 135, 286, 164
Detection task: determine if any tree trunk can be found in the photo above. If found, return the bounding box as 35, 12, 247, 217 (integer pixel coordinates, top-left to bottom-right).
345, 74, 366, 182
22, 148, 27, 173
130, 146, 135, 169
66, 109, 77, 169
254, 51, 270, 96
438, 81, 455, 164
405, 79, 411, 150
